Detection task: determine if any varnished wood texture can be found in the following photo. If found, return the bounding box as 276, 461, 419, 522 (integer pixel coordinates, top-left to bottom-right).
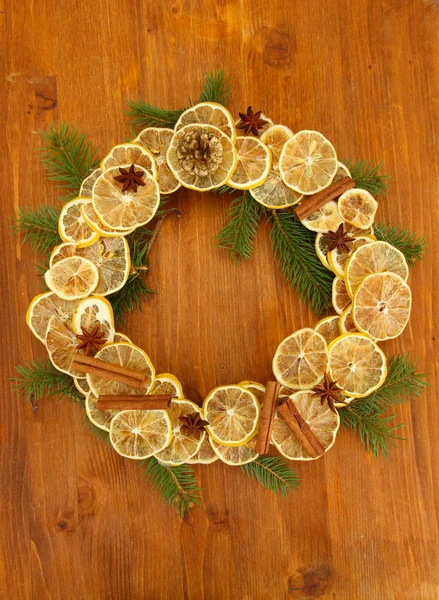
1, 1, 438, 598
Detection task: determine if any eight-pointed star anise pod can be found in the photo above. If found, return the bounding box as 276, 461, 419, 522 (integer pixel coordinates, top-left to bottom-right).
237, 106, 268, 136
176, 128, 223, 176
75, 324, 107, 355
322, 223, 355, 253
312, 373, 346, 413
113, 164, 146, 193
179, 412, 209, 437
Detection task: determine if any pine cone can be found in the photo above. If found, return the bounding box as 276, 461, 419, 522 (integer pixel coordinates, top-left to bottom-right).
176, 128, 223, 177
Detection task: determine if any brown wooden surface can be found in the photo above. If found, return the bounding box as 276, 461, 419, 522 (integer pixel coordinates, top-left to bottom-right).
1, 1, 438, 598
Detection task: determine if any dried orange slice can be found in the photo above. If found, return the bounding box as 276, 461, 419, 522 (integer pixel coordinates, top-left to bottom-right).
260, 125, 294, 169
328, 234, 376, 279
58, 198, 99, 247
85, 392, 119, 432
149, 373, 184, 399
209, 437, 258, 466
45, 256, 99, 300
227, 136, 271, 190
26, 291, 77, 344
133, 127, 181, 194
155, 399, 205, 465
77, 237, 130, 296
352, 272, 412, 340
109, 409, 172, 460
273, 328, 328, 389
249, 168, 302, 208
338, 305, 357, 334
279, 130, 338, 195
271, 390, 340, 461
167, 124, 237, 191
175, 102, 236, 141
100, 143, 157, 179
328, 333, 387, 397
345, 241, 409, 298
332, 277, 352, 314
338, 189, 378, 230
301, 200, 343, 233
314, 315, 340, 344
72, 295, 115, 343
45, 315, 85, 377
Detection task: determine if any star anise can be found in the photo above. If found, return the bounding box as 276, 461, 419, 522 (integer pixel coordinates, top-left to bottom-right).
312, 373, 346, 413
113, 164, 146, 192
75, 324, 107, 355
179, 412, 209, 437
322, 223, 355, 253
237, 106, 268, 136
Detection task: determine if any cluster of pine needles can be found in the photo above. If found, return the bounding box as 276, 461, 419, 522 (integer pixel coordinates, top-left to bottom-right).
13, 70, 429, 516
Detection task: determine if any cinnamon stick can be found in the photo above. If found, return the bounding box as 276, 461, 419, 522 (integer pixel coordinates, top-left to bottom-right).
278, 399, 325, 458
73, 353, 144, 381
294, 176, 355, 221
255, 381, 280, 454
96, 394, 172, 410
72, 362, 144, 389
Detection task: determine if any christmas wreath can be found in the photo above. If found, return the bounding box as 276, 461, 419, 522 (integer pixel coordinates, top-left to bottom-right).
15, 72, 428, 516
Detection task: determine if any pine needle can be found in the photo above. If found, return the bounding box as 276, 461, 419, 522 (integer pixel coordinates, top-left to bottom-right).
374, 222, 427, 267
269, 211, 333, 316
216, 192, 264, 262
39, 122, 100, 200
108, 275, 155, 325
241, 456, 300, 495
343, 158, 390, 197
13, 359, 83, 403
143, 457, 202, 517
197, 70, 231, 106
12, 205, 62, 254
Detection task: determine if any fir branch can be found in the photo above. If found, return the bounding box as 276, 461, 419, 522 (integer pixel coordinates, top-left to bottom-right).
12, 205, 61, 254
216, 192, 264, 262
126, 101, 185, 131
241, 456, 300, 496
197, 70, 231, 106
343, 158, 390, 197
143, 457, 202, 517
13, 359, 83, 403
374, 222, 427, 267
108, 275, 155, 325
269, 211, 333, 316
212, 184, 237, 195
39, 122, 100, 200
126, 225, 154, 268
35, 259, 50, 280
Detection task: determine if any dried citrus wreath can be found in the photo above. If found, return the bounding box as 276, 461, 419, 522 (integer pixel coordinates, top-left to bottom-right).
22, 92, 426, 515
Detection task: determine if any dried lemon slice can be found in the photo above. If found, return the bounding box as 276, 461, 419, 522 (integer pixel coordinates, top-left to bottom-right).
49, 242, 77, 267
273, 328, 328, 389
155, 399, 205, 465
74, 377, 90, 396
328, 333, 387, 397
333, 161, 352, 181
314, 315, 340, 344
45, 256, 99, 300
187, 435, 219, 464
72, 295, 115, 343
209, 437, 258, 466
271, 390, 340, 461
85, 392, 119, 432
332, 277, 352, 314
150, 373, 184, 398
249, 168, 302, 208
338, 305, 357, 334
345, 241, 409, 298
227, 136, 271, 190
81, 201, 136, 237
260, 125, 294, 169
87, 342, 155, 396
175, 102, 236, 141
279, 130, 338, 195
315, 233, 334, 271
352, 272, 412, 340
109, 409, 172, 460
46, 315, 85, 377
58, 198, 100, 247
167, 124, 237, 191
301, 200, 343, 233
77, 237, 131, 296
239, 381, 266, 404
203, 385, 260, 447
93, 165, 160, 230
338, 189, 378, 230
328, 234, 376, 279
100, 143, 157, 179
133, 127, 181, 194
113, 332, 132, 344
26, 291, 77, 344
80, 168, 103, 197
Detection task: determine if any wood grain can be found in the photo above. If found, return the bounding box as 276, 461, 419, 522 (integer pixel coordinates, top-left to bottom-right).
1, 0, 438, 598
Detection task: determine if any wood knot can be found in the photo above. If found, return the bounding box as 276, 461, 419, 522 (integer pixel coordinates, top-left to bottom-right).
55, 519, 74, 533
263, 25, 294, 68
28, 76, 57, 113
286, 563, 332, 598
205, 503, 229, 528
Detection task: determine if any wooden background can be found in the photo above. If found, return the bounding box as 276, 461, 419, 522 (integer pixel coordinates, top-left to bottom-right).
1, 0, 438, 598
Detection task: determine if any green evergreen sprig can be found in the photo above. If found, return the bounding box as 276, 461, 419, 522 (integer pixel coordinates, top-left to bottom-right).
374, 222, 427, 267
143, 457, 202, 517
216, 192, 265, 262
13, 205, 62, 255
241, 456, 300, 495
39, 122, 100, 200
197, 70, 231, 105
13, 359, 83, 403
343, 158, 389, 197
269, 210, 333, 316
108, 275, 155, 325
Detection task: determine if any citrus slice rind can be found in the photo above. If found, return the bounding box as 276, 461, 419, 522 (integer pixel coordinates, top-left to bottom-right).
249, 168, 302, 208
314, 315, 340, 345
260, 125, 294, 170
328, 235, 375, 280
100, 143, 157, 179
301, 200, 343, 233
352, 272, 412, 341
338, 189, 378, 230
58, 198, 100, 247
271, 390, 340, 461
167, 124, 237, 191
44, 256, 99, 301
109, 409, 172, 460
92, 165, 160, 230
187, 435, 219, 464
202, 385, 260, 447
85, 392, 119, 432
279, 130, 338, 195
327, 333, 387, 398
26, 291, 78, 344
155, 399, 205, 466
76, 237, 131, 296
227, 136, 271, 190
45, 315, 85, 377
332, 277, 351, 314
72, 295, 115, 343
273, 328, 328, 389
150, 373, 184, 398
113, 332, 132, 344
133, 127, 181, 194
174, 102, 236, 142
209, 437, 258, 466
